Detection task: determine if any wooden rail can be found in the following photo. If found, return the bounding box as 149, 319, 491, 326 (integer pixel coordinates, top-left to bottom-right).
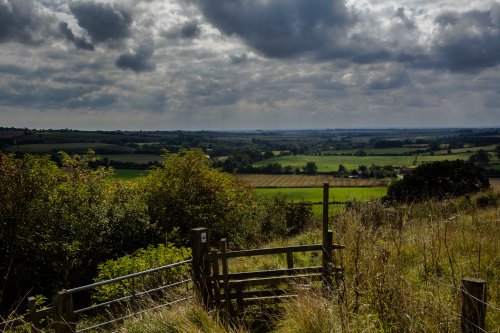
191, 183, 345, 313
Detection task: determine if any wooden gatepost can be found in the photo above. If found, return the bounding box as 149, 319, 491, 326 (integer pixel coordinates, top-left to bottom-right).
191, 183, 344, 313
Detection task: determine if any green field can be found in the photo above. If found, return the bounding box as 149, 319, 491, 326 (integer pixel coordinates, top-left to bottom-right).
256, 187, 387, 218
255, 187, 387, 202
113, 169, 149, 179
99, 154, 163, 164
321, 147, 423, 155
254, 154, 471, 171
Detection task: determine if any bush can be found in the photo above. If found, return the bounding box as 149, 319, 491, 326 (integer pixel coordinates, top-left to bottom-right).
0, 153, 152, 313
386, 160, 489, 202
92, 243, 191, 302
141, 149, 261, 248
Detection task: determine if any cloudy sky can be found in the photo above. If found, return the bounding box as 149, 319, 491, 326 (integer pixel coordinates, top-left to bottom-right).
0, 0, 499, 130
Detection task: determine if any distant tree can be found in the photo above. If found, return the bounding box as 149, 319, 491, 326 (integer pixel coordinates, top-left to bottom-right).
303, 161, 318, 175
386, 160, 489, 202
468, 149, 490, 166
354, 149, 367, 156
495, 145, 500, 159
337, 164, 347, 175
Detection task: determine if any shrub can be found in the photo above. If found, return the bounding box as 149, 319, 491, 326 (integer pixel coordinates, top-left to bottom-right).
92, 243, 191, 302
386, 160, 489, 202
141, 149, 261, 248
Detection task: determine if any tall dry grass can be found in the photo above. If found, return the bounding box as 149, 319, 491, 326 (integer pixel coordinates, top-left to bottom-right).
116, 193, 499, 332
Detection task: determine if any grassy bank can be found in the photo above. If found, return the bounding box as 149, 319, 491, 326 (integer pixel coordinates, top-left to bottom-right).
115, 194, 500, 332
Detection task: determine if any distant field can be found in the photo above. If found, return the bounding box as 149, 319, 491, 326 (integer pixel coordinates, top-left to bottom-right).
255, 187, 387, 202
99, 154, 163, 164
7, 143, 133, 153
321, 147, 422, 155
429, 145, 498, 156
490, 179, 500, 192
253, 154, 471, 172
236, 174, 388, 188
113, 169, 148, 179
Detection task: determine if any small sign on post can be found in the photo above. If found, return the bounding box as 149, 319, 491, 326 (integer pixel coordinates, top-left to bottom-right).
191, 228, 211, 309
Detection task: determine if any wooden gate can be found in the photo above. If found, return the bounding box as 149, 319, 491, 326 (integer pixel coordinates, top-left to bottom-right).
191, 183, 344, 313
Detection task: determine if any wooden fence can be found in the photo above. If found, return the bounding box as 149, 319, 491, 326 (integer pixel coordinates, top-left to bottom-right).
1, 183, 492, 332
191, 183, 345, 312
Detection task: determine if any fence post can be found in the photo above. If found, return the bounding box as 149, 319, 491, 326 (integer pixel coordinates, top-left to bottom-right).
322, 230, 333, 290
461, 278, 487, 333
28, 296, 41, 332
220, 239, 231, 313
191, 227, 211, 308
53, 290, 75, 333
322, 183, 329, 245
322, 183, 333, 291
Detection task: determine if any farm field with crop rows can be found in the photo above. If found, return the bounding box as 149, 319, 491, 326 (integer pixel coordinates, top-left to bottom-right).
236, 174, 388, 187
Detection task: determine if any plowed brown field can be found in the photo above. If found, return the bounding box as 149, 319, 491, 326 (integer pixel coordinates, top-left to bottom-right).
235, 174, 388, 188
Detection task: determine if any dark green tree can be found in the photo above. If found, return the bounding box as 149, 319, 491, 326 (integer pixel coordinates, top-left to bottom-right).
468, 149, 490, 166
303, 161, 318, 175
142, 149, 260, 247
386, 160, 489, 202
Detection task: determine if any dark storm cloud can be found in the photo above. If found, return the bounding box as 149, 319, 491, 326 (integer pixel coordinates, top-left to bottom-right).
365, 67, 410, 90
0, 81, 96, 107
162, 20, 201, 39
180, 21, 201, 38
0, 0, 51, 45
195, 0, 350, 58
430, 4, 500, 71
70, 1, 132, 43
394, 8, 416, 30
115, 44, 156, 73
58, 22, 95, 51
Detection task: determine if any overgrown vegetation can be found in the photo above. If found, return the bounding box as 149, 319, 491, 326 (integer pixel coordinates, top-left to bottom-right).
115, 195, 499, 332
387, 160, 489, 202
0, 150, 316, 314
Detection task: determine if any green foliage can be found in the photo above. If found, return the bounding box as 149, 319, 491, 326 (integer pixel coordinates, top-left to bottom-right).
0, 152, 152, 313
303, 161, 318, 175
468, 149, 490, 165
92, 243, 190, 302
386, 160, 489, 202
257, 199, 313, 238
142, 149, 261, 247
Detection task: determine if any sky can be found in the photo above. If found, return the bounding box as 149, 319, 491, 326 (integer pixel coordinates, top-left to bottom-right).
0, 0, 499, 130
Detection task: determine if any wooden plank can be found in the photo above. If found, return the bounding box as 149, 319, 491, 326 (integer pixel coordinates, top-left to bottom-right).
209, 244, 344, 261
229, 273, 324, 288
212, 266, 342, 281
211, 266, 333, 281
238, 295, 299, 305
225, 289, 290, 300
224, 244, 323, 259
